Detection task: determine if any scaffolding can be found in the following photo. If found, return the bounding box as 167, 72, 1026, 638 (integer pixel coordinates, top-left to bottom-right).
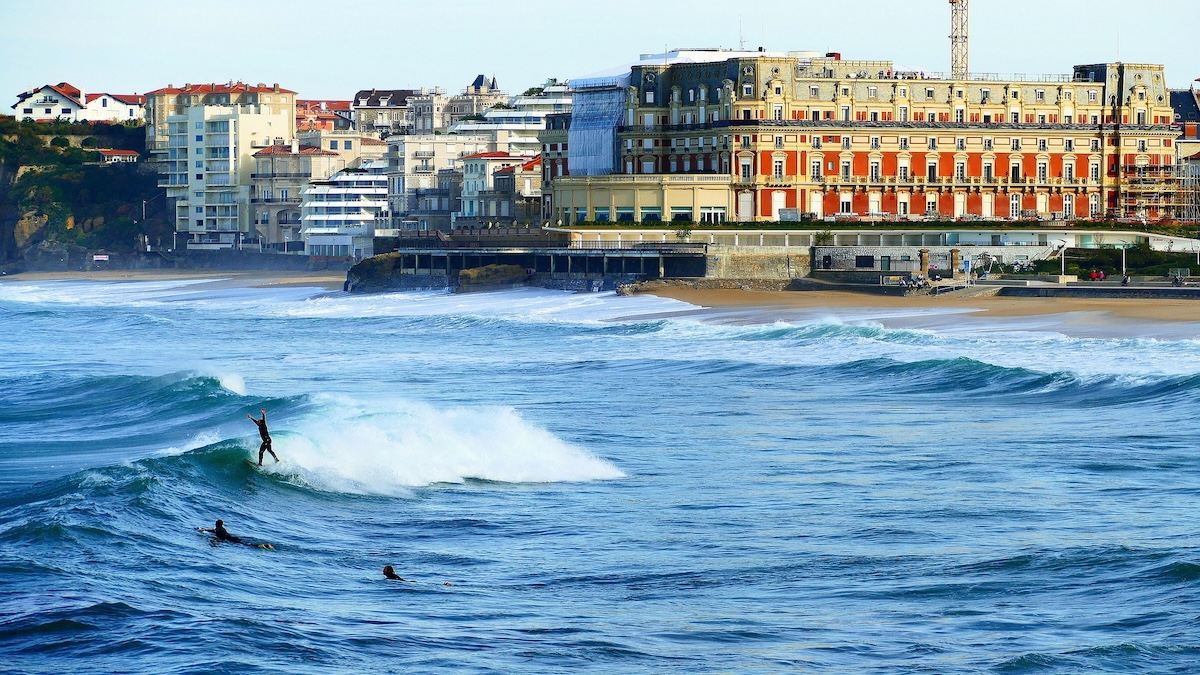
1120, 162, 1200, 223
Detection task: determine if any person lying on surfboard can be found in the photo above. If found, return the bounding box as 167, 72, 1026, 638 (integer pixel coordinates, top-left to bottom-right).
198, 519, 274, 549
248, 408, 279, 466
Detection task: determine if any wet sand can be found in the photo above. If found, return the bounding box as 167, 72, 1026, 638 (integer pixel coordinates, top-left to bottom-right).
641, 287, 1200, 324
0, 269, 347, 291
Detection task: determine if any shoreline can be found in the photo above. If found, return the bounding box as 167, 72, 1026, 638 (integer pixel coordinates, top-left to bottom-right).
7, 269, 1200, 331
638, 283, 1200, 326
0, 269, 347, 291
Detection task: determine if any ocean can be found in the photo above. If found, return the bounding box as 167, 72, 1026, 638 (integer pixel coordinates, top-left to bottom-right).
2, 277, 1200, 673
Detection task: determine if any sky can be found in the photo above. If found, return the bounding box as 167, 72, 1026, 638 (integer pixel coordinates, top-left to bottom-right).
1, 0, 1196, 102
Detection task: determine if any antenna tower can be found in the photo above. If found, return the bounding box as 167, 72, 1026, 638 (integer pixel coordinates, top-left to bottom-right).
949, 0, 969, 79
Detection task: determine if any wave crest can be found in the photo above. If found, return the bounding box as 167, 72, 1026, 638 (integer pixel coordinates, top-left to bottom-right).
254, 397, 623, 495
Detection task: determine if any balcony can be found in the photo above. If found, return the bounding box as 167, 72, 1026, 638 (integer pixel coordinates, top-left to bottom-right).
413, 166, 435, 174
413, 150, 436, 159
251, 172, 312, 179
815, 174, 1096, 191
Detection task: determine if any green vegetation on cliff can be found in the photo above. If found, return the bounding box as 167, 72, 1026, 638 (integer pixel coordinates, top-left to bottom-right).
0, 116, 164, 262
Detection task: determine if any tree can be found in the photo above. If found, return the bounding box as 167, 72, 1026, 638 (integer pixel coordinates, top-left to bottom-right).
50, 136, 69, 148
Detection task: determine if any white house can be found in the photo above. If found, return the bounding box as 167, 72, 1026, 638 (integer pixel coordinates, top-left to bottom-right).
80, 93, 145, 122
12, 83, 145, 123
98, 149, 139, 163
12, 83, 85, 121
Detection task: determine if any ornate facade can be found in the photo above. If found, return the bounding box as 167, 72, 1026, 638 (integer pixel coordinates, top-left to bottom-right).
548, 51, 1181, 224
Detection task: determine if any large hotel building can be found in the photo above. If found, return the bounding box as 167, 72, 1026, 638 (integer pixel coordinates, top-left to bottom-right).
545, 50, 1183, 225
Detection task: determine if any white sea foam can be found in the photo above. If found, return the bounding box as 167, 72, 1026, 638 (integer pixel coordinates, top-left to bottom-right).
256, 395, 624, 496
0, 278, 219, 306
214, 373, 247, 396
274, 286, 699, 324
9, 278, 1200, 380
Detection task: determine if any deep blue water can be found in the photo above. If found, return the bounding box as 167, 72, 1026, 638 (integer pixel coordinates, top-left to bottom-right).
3, 278, 1200, 673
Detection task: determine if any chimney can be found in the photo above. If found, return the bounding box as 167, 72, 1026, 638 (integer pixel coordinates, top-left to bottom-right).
291, 138, 299, 154
273, 83, 280, 92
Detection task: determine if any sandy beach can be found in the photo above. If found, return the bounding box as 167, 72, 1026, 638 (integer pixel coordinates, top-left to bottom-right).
0, 269, 347, 291
640, 286, 1200, 324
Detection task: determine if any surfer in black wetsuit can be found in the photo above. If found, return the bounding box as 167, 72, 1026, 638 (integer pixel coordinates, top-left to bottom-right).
248, 408, 279, 466
198, 519, 274, 549
199, 519, 242, 543
383, 565, 410, 581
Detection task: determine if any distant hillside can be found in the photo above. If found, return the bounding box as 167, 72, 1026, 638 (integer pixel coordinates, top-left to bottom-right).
0, 116, 168, 264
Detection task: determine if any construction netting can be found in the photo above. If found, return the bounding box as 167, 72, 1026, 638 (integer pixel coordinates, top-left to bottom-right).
567, 85, 626, 176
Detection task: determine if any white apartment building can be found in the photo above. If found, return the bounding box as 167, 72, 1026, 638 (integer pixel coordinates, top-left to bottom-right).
146, 82, 296, 249
301, 162, 388, 260
159, 105, 294, 248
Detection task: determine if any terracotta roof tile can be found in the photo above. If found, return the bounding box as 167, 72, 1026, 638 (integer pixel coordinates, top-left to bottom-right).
297, 99, 352, 112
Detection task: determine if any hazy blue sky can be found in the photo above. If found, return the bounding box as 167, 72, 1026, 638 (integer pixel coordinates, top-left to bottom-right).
2, 0, 1196, 102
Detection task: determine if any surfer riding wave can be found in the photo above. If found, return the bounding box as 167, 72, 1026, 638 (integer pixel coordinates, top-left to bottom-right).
249, 408, 280, 466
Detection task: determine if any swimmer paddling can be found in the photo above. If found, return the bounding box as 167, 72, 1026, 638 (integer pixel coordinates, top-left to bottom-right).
248, 408, 279, 466
198, 519, 274, 550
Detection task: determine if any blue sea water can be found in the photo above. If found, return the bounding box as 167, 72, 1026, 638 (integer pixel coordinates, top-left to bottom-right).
3, 277, 1200, 673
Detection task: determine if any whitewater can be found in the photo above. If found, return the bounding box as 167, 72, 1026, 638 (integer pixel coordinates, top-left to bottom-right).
3, 277, 1200, 673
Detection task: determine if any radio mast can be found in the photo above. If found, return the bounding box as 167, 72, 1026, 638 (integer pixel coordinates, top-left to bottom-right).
949, 0, 969, 79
